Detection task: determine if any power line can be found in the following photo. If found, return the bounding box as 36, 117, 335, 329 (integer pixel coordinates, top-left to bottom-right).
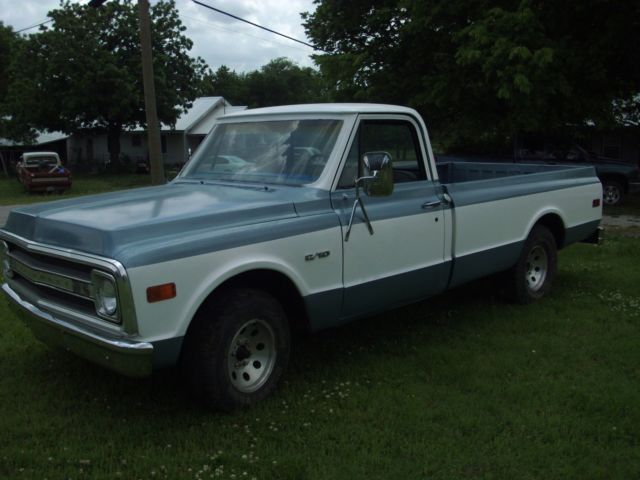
191, 0, 324, 53
181, 13, 315, 55
15, 18, 53, 34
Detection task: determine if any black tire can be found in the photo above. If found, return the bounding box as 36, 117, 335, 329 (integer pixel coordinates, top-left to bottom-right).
505, 225, 557, 304
181, 288, 290, 410
602, 179, 624, 206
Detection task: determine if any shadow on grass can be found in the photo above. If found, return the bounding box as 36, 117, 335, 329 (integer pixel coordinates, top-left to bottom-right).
14, 276, 503, 419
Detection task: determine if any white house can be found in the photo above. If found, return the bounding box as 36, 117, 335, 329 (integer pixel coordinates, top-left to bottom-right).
0, 97, 246, 172
67, 97, 246, 170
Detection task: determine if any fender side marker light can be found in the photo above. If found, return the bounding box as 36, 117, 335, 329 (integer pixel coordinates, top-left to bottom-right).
147, 283, 176, 303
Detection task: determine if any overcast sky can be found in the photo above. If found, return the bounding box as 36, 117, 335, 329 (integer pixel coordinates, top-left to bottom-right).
0, 0, 318, 72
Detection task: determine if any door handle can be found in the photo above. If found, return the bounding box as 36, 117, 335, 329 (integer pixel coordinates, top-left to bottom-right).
421, 200, 442, 209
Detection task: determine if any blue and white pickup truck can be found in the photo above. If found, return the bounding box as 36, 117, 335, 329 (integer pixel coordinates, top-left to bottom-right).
0, 104, 602, 409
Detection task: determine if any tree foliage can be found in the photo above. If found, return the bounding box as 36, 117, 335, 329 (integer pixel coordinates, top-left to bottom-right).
0, 22, 15, 117
303, 0, 640, 151
0, 22, 33, 143
200, 57, 326, 108
7, 0, 206, 164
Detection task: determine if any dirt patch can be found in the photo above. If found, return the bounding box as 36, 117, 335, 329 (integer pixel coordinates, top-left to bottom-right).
601, 214, 640, 228
601, 215, 640, 238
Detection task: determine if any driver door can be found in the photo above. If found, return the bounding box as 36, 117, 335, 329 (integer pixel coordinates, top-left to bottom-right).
331, 117, 449, 319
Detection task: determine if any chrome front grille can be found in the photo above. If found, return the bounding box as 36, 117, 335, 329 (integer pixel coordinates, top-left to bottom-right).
1, 235, 137, 333
8, 249, 94, 301
3, 242, 122, 324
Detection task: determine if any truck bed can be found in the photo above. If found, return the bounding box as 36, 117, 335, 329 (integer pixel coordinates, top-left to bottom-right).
435, 161, 601, 289
436, 160, 592, 184
436, 160, 599, 207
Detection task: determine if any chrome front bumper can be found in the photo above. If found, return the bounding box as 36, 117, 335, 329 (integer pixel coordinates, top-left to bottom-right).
2, 282, 153, 377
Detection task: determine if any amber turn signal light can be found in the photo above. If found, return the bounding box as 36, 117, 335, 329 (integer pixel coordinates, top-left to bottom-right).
146, 283, 176, 303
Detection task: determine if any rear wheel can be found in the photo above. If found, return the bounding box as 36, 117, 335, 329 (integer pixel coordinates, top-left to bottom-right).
602, 179, 624, 206
182, 288, 290, 410
505, 225, 557, 304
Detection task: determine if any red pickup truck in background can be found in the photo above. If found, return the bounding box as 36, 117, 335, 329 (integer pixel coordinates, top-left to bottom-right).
16, 152, 72, 193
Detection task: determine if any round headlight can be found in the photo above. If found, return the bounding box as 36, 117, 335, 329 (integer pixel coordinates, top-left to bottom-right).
92, 271, 118, 318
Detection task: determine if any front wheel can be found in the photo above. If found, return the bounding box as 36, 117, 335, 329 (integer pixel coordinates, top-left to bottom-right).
505, 225, 558, 304
181, 288, 290, 410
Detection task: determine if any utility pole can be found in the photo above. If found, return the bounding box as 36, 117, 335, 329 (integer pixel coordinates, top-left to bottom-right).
137, 0, 165, 185
90, 0, 165, 184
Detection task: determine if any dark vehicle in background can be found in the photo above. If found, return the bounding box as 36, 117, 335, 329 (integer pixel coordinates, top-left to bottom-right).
515, 144, 639, 206
16, 152, 72, 193
438, 142, 639, 206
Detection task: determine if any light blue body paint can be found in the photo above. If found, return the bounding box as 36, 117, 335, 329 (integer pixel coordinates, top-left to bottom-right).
2, 161, 602, 334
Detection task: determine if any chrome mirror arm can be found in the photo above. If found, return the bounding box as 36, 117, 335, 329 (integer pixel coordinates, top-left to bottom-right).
344, 173, 377, 242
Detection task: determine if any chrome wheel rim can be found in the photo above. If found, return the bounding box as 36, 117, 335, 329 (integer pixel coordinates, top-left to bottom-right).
227, 319, 276, 393
603, 185, 620, 205
526, 245, 548, 292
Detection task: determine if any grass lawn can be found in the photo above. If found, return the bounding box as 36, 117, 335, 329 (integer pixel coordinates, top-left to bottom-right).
0, 233, 638, 479
0, 173, 153, 206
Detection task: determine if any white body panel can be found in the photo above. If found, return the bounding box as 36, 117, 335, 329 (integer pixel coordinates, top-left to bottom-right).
127, 227, 343, 341
343, 210, 445, 287
453, 184, 602, 257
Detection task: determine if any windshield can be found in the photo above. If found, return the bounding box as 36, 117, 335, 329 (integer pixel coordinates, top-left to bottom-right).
181, 119, 343, 186
24, 155, 59, 166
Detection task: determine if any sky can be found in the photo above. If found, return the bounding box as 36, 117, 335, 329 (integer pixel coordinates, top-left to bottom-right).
0, 0, 319, 73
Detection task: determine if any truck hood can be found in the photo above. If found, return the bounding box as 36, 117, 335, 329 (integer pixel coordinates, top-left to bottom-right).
3, 181, 331, 265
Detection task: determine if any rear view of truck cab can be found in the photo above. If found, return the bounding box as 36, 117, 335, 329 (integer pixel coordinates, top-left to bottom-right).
16, 151, 72, 193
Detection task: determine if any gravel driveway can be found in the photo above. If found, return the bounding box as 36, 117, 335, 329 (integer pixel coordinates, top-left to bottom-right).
600, 214, 640, 228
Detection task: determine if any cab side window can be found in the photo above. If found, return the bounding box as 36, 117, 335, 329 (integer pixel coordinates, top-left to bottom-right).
337, 120, 426, 189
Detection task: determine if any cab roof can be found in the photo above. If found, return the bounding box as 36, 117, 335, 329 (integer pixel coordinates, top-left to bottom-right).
220, 103, 419, 119
22, 151, 59, 157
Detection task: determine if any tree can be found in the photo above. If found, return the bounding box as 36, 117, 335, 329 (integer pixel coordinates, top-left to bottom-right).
7, 0, 206, 166
200, 58, 327, 108
199, 65, 248, 106
244, 58, 327, 107
303, 0, 640, 151
0, 22, 33, 143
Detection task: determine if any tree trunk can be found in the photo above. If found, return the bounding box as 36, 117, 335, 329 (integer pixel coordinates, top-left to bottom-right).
0, 151, 8, 176
107, 123, 122, 169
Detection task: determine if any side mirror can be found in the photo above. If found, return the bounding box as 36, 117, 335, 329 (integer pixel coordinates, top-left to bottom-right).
344, 151, 394, 242
363, 151, 390, 172
362, 151, 393, 197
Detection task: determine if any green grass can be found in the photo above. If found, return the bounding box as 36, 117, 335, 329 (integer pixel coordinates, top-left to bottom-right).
1, 235, 639, 479
0, 173, 152, 206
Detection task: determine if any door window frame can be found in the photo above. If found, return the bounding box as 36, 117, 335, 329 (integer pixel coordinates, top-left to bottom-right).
330, 114, 434, 191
